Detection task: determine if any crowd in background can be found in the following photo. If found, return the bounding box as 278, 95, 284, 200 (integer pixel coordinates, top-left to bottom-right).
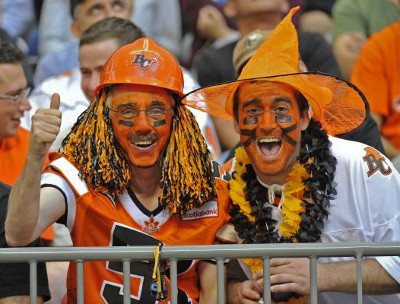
2, 0, 398, 166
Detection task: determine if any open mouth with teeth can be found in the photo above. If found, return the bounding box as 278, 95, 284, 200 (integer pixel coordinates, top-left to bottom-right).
257, 137, 282, 157
132, 140, 156, 149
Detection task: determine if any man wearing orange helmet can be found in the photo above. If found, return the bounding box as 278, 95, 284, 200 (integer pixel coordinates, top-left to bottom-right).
5, 38, 231, 303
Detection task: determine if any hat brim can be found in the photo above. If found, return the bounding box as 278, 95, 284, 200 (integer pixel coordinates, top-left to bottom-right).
182, 72, 368, 136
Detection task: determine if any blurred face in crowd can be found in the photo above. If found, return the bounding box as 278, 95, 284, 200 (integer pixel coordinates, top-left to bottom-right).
108, 84, 174, 169
71, 0, 133, 37
0, 63, 31, 141
224, 0, 289, 34
225, 0, 288, 18
79, 38, 120, 101
234, 81, 309, 184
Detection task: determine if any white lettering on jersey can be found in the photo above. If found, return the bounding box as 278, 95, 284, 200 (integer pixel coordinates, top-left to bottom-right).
181, 201, 218, 221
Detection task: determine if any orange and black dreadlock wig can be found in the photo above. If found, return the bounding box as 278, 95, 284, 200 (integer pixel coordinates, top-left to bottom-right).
61, 90, 130, 197
160, 101, 216, 214
61, 91, 216, 214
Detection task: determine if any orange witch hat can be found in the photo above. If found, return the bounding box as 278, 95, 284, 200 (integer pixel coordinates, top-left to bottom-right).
183, 7, 367, 136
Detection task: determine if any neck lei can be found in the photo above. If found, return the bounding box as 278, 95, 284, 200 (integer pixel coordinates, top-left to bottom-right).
229, 119, 337, 274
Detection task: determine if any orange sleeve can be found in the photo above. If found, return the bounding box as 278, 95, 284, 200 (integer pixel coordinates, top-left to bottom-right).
223, 158, 233, 173
351, 26, 392, 116
0, 128, 51, 185
0, 127, 29, 185
40, 226, 54, 242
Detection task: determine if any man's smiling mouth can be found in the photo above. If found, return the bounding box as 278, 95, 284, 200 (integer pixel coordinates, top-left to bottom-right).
257, 137, 282, 157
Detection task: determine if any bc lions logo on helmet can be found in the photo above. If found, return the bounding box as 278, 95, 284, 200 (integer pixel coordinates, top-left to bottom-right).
132, 51, 159, 70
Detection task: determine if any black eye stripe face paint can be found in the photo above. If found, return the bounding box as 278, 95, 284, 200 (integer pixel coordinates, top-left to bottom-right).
240, 129, 256, 137
153, 119, 166, 127
239, 128, 256, 147
276, 115, 292, 123
243, 134, 256, 147
281, 123, 297, 146
281, 123, 297, 134
119, 120, 134, 127
243, 116, 259, 125
283, 133, 297, 146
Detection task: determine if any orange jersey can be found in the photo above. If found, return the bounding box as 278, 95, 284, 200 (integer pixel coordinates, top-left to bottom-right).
351, 22, 400, 149
45, 155, 230, 304
0, 127, 53, 240
0, 127, 30, 185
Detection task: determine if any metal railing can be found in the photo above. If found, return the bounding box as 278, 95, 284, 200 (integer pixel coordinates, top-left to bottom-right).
1, 242, 399, 304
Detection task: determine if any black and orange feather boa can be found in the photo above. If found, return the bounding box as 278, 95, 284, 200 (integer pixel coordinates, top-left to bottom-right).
229, 119, 337, 276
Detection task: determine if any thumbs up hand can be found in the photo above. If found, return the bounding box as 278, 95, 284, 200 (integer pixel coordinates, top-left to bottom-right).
29, 93, 62, 162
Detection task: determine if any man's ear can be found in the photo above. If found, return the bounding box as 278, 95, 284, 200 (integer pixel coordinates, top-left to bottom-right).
223, 1, 237, 18
300, 110, 311, 131
70, 21, 82, 38
233, 118, 240, 134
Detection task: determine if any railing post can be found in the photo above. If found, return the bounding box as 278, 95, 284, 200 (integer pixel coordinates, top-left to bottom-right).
217, 258, 225, 304
123, 259, 131, 304
356, 252, 363, 304
263, 257, 272, 304
76, 259, 84, 304
310, 256, 318, 304
170, 258, 178, 304
29, 260, 37, 304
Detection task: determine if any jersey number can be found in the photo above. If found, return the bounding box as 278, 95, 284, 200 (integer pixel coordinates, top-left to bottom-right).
101, 223, 192, 304
101, 223, 160, 303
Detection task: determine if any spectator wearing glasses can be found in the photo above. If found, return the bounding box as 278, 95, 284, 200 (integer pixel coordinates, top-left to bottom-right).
0, 41, 53, 238
0, 41, 32, 186
0, 41, 50, 304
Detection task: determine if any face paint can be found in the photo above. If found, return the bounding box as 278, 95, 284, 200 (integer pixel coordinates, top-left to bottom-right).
236, 81, 309, 184
108, 84, 174, 168
119, 119, 134, 127
153, 119, 166, 127
243, 117, 259, 125
276, 115, 292, 123
281, 123, 298, 146
239, 128, 256, 147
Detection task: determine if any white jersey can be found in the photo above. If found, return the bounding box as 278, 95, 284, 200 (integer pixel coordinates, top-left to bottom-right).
317, 136, 400, 304
235, 136, 400, 304
22, 68, 88, 152
23, 67, 221, 160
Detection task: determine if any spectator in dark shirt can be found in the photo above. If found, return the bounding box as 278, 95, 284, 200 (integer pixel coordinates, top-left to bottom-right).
0, 182, 50, 303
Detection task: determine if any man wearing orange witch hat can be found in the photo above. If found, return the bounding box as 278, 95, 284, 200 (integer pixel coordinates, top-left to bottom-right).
185, 7, 400, 304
